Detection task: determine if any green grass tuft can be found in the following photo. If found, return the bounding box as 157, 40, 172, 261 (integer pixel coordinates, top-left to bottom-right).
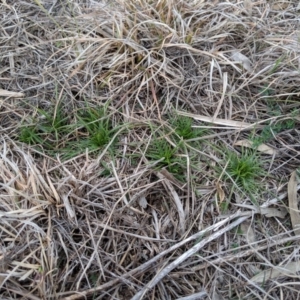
146, 136, 185, 179
172, 115, 207, 140
173, 115, 195, 139
19, 125, 44, 145
18, 103, 119, 160
226, 149, 263, 194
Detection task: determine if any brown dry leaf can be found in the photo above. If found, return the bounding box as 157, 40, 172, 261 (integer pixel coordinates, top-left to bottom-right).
230, 50, 252, 72
251, 261, 300, 283
216, 182, 225, 203
138, 195, 148, 209
234, 140, 277, 155
260, 207, 288, 219
271, 1, 290, 10
235, 204, 287, 218
288, 171, 300, 235
240, 220, 256, 243
244, 0, 253, 16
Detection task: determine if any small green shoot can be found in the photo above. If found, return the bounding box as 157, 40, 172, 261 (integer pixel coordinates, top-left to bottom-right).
36, 105, 70, 141
147, 138, 177, 167
90, 127, 111, 148
77, 106, 117, 149
146, 136, 185, 179
221, 149, 265, 204
18, 102, 119, 160
19, 125, 44, 145
77, 106, 107, 133
220, 201, 229, 212
172, 115, 206, 140
252, 117, 296, 147
173, 115, 195, 139
226, 150, 262, 192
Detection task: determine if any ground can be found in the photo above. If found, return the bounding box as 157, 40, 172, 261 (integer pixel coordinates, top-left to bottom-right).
0, 1, 300, 299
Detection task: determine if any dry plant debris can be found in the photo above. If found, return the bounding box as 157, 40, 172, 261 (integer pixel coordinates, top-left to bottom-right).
0, 0, 300, 299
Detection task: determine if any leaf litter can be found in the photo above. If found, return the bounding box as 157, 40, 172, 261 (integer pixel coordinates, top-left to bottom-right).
0, 0, 300, 299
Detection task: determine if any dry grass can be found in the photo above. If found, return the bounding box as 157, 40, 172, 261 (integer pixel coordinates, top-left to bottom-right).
1, 0, 300, 299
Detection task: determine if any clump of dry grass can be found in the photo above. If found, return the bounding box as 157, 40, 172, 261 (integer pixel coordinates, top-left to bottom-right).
1, 0, 300, 299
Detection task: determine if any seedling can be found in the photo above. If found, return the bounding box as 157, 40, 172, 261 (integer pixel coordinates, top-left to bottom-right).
252, 117, 297, 147
171, 115, 207, 141
77, 105, 118, 149
36, 105, 71, 143
226, 149, 263, 193
90, 127, 111, 148
147, 138, 177, 167
19, 125, 44, 145
173, 115, 195, 139
19, 102, 73, 151
77, 106, 108, 133
146, 135, 186, 180
218, 148, 265, 207
18, 101, 119, 161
